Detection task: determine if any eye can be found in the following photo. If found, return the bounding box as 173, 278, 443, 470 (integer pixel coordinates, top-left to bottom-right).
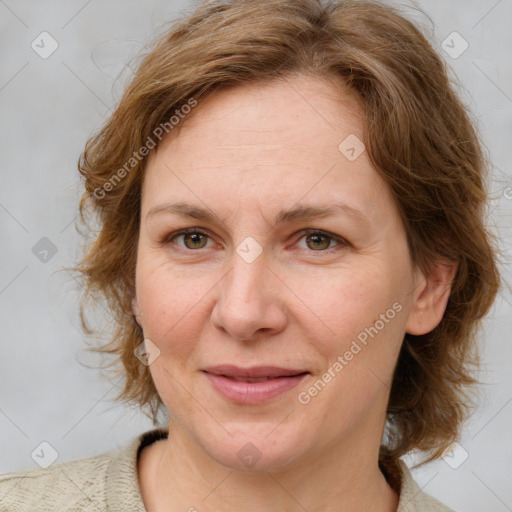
295, 229, 348, 253
168, 228, 215, 250
165, 227, 349, 254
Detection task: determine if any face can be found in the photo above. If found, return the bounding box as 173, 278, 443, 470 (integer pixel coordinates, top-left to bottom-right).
133, 74, 422, 472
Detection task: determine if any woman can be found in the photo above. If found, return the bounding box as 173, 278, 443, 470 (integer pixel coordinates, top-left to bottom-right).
0, 0, 500, 510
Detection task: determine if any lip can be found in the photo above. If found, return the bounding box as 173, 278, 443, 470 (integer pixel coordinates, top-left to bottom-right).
202, 364, 308, 379
202, 365, 309, 405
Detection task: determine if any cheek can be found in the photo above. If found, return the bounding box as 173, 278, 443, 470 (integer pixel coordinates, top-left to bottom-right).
294, 266, 406, 417
135, 260, 210, 357
294, 271, 404, 430
292, 266, 400, 351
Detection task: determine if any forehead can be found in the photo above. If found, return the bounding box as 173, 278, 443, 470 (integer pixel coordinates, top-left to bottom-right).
141, 74, 395, 227
161, 74, 363, 150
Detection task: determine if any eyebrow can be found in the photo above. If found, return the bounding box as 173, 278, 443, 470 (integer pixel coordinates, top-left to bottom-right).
146, 201, 370, 226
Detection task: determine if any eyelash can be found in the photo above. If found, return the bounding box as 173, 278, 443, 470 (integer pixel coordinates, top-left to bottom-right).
166, 227, 349, 254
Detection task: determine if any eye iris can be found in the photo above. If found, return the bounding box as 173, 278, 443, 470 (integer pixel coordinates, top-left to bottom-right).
184, 232, 207, 249
306, 233, 330, 250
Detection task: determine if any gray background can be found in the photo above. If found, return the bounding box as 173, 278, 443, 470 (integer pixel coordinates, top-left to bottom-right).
1, 1, 511, 510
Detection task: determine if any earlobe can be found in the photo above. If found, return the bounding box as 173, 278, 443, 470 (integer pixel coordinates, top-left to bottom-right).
405, 259, 458, 335
131, 296, 143, 327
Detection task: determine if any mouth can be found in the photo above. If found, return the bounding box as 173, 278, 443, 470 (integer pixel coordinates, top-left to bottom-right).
202, 364, 309, 379
201, 365, 309, 404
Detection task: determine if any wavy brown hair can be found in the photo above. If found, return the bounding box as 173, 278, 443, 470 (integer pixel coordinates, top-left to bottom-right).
75, 0, 500, 469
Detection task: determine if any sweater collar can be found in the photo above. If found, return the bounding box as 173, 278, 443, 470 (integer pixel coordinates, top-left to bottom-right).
106, 427, 168, 511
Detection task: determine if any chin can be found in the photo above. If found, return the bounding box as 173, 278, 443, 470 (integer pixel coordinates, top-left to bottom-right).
197, 424, 308, 473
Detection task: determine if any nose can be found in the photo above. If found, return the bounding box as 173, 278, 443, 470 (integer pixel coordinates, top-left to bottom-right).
210, 252, 288, 342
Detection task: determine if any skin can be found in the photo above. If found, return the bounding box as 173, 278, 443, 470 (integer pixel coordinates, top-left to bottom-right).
132, 74, 457, 512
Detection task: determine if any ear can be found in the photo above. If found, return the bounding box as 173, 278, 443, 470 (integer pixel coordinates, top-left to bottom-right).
131, 296, 143, 328
405, 258, 458, 335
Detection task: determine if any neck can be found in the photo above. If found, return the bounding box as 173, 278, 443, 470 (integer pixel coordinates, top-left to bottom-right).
138, 420, 399, 512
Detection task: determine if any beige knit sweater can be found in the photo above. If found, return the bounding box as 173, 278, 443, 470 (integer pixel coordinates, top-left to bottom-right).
0, 428, 455, 511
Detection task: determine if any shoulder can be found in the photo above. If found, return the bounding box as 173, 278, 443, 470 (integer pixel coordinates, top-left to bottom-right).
0, 428, 168, 512
397, 460, 457, 512
0, 449, 113, 512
